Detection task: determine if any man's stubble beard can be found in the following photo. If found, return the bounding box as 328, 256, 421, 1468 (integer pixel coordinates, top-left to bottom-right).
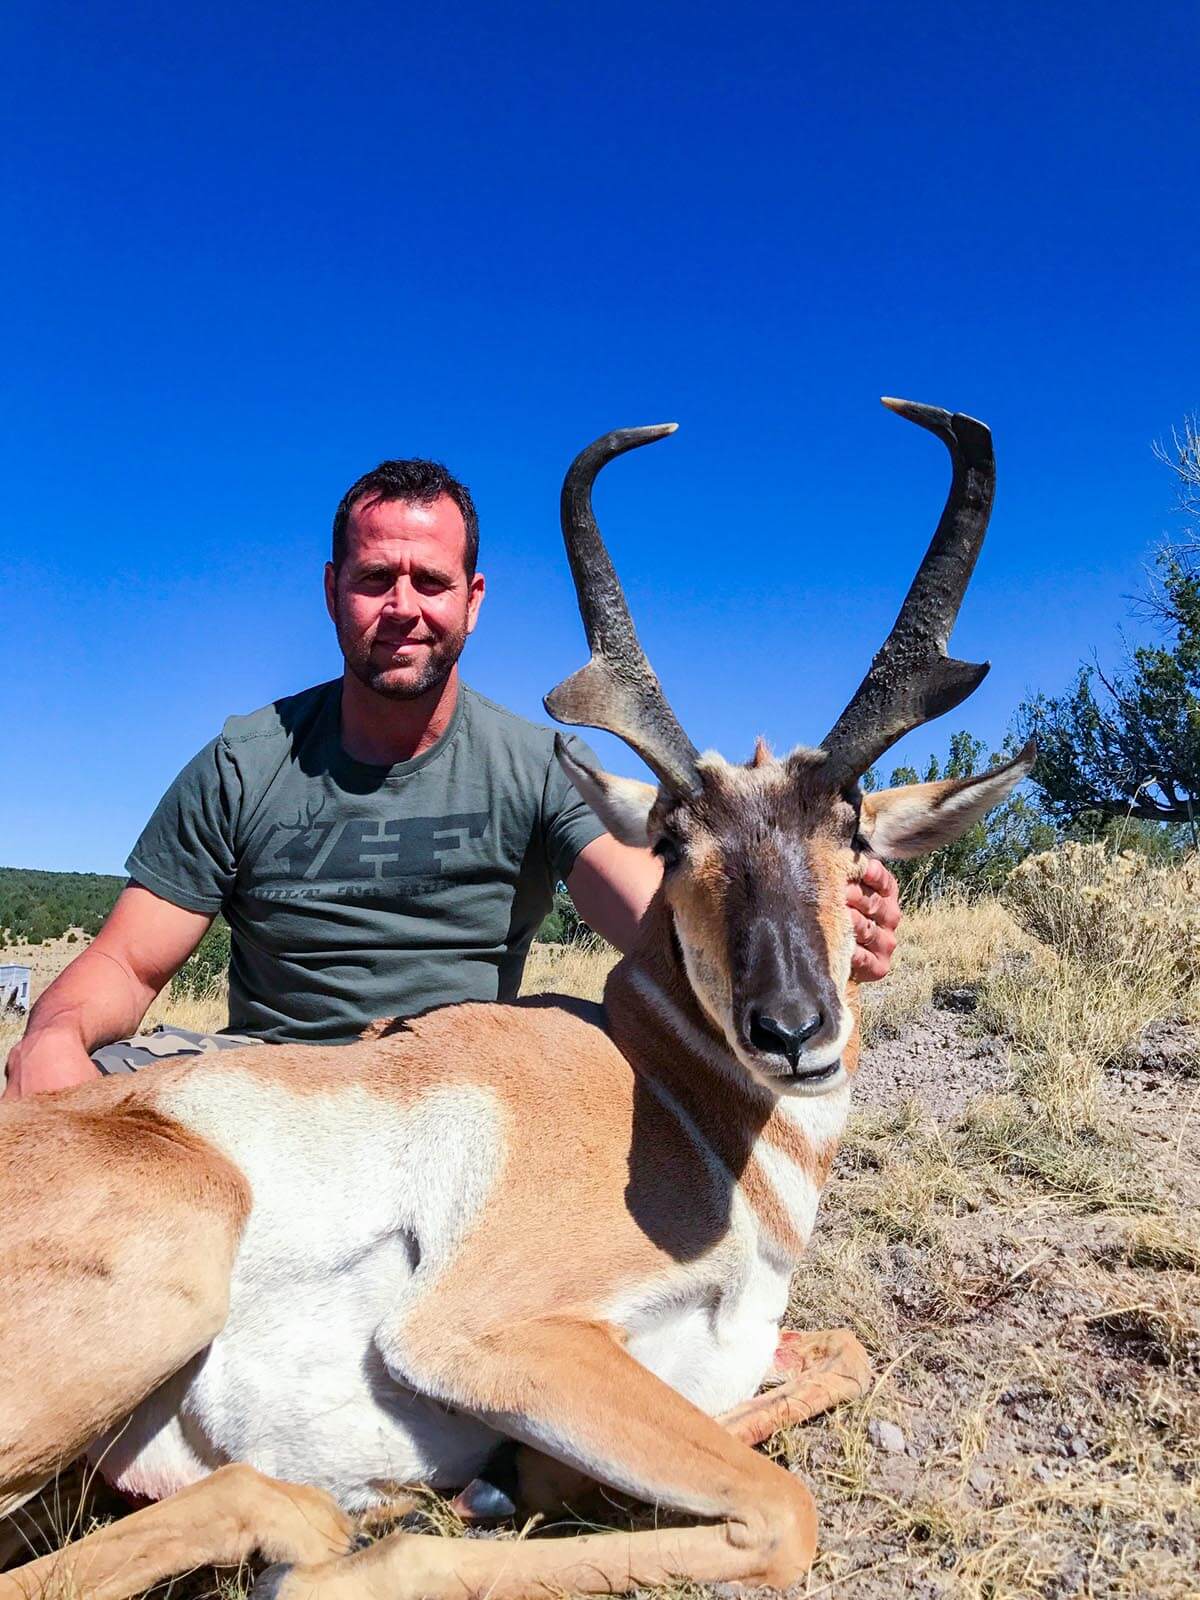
337, 608, 470, 702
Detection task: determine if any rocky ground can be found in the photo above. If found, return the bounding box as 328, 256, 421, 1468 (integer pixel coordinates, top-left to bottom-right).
783, 996, 1200, 1598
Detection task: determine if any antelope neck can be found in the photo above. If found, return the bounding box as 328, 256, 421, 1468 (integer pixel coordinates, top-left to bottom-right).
604, 900, 846, 1263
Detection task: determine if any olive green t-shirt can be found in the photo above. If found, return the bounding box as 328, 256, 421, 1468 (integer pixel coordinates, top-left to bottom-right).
126, 681, 606, 1044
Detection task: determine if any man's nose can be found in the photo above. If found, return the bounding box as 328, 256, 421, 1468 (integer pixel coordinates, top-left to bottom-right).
383, 576, 420, 618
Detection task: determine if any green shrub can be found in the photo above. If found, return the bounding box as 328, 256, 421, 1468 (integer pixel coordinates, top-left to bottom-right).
537, 887, 588, 944
171, 919, 231, 998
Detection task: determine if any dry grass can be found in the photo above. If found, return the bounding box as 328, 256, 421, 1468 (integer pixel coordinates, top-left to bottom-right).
983, 845, 1200, 1129
959, 1097, 1164, 1214
785, 1084, 1200, 1599
521, 935, 618, 1003
859, 894, 1028, 1047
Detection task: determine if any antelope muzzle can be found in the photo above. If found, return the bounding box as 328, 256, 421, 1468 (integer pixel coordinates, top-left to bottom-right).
732, 909, 847, 1091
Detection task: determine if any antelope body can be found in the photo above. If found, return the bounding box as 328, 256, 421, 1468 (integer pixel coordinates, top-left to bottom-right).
0, 400, 1033, 1600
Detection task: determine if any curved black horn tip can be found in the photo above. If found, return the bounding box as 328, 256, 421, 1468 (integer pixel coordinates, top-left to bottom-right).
881, 396, 992, 457
603, 422, 678, 447
620, 423, 678, 446
880, 395, 956, 441
566, 423, 679, 483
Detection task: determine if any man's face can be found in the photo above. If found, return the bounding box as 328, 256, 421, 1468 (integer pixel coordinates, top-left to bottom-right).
325, 494, 486, 700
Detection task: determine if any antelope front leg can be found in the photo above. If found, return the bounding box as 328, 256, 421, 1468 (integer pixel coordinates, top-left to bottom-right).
252, 1317, 817, 1600
0, 1464, 355, 1600
718, 1326, 872, 1448
456, 1325, 872, 1524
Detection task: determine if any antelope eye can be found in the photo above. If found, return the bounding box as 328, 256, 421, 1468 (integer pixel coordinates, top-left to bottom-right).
851, 830, 871, 855
653, 834, 683, 869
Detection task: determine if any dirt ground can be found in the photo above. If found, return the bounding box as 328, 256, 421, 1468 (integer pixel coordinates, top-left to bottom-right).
3, 928, 1198, 1597
784, 998, 1200, 1598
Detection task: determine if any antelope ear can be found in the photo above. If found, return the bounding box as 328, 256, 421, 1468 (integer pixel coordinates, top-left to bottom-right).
859, 741, 1036, 860
554, 734, 659, 847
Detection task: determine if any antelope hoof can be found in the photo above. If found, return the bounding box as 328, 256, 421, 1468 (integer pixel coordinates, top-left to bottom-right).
250, 1563, 294, 1600
451, 1475, 517, 1522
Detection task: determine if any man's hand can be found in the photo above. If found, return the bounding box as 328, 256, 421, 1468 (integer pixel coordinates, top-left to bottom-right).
2, 884, 213, 1101
3, 1027, 100, 1100
847, 858, 901, 982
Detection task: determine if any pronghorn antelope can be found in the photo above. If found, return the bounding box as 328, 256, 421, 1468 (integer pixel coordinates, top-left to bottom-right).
0, 398, 1033, 1600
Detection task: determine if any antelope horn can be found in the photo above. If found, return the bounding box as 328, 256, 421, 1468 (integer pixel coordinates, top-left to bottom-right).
544, 425, 702, 796
820, 398, 995, 788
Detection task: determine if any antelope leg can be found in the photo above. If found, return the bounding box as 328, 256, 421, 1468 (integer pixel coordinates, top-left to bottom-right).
718, 1327, 872, 1447
0, 1464, 354, 1600
252, 1316, 819, 1600
463, 1325, 872, 1523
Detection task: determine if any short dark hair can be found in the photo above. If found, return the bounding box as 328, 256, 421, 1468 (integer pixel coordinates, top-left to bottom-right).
331, 459, 479, 576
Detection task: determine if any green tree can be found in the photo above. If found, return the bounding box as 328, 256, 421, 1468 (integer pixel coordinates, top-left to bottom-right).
0, 867, 124, 943
1019, 417, 1200, 839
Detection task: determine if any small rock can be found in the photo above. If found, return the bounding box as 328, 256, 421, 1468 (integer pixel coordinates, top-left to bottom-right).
967, 1465, 993, 1497
1120, 1018, 1200, 1077
1030, 1461, 1052, 1483
868, 1418, 906, 1453
1055, 1423, 1072, 1440
935, 984, 978, 1013
1069, 1436, 1089, 1458
1014, 1403, 1034, 1423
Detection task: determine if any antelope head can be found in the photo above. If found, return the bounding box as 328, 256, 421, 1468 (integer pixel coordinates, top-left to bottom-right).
546, 402, 1034, 1096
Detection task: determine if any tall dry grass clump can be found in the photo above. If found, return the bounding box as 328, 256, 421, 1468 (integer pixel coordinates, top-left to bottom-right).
521, 935, 618, 1003
143, 981, 229, 1035
982, 843, 1200, 1127
859, 893, 1027, 1046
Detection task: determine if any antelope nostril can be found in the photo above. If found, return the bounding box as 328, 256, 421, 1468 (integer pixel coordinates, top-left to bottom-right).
748, 1009, 825, 1062
796, 1011, 825, 1044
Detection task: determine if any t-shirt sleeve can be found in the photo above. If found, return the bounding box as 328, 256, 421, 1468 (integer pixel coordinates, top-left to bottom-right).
542, 732, 609, 885
125, 737, 244, 914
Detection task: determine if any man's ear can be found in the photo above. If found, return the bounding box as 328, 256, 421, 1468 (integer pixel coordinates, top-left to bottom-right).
465, 571, 486, 635
554, 735, 659, 848
859, 741, 1036, 860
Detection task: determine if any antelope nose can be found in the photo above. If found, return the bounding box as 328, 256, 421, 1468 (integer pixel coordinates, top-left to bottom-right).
748, 1009, 825, 1064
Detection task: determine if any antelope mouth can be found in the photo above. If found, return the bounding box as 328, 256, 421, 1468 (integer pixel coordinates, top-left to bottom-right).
772, 1058, 846, 1096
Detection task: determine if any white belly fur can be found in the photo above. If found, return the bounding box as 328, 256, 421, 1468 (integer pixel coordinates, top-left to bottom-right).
93, 1073, 505, 1508
91, 1069, 817, 1509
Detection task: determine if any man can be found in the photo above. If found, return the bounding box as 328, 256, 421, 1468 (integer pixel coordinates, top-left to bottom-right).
5, 458, 900, 1098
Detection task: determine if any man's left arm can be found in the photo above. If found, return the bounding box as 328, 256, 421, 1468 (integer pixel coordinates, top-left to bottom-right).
565, 834, 664, 955
566, 835, 902, 979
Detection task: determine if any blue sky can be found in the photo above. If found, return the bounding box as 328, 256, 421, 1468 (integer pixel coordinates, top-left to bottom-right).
2, 1, 1196, 873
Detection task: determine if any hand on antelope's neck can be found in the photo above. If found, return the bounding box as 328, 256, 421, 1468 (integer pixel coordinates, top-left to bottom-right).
846, 858, 901, 983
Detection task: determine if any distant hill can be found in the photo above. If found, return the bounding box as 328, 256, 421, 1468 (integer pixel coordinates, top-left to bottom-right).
0, 866, 124, 944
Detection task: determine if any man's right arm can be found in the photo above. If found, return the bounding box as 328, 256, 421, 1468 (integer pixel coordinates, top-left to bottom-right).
2, 886, 214, 1099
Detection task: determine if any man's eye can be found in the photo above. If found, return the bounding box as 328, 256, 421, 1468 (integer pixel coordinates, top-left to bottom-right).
653, 836, 682, 869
